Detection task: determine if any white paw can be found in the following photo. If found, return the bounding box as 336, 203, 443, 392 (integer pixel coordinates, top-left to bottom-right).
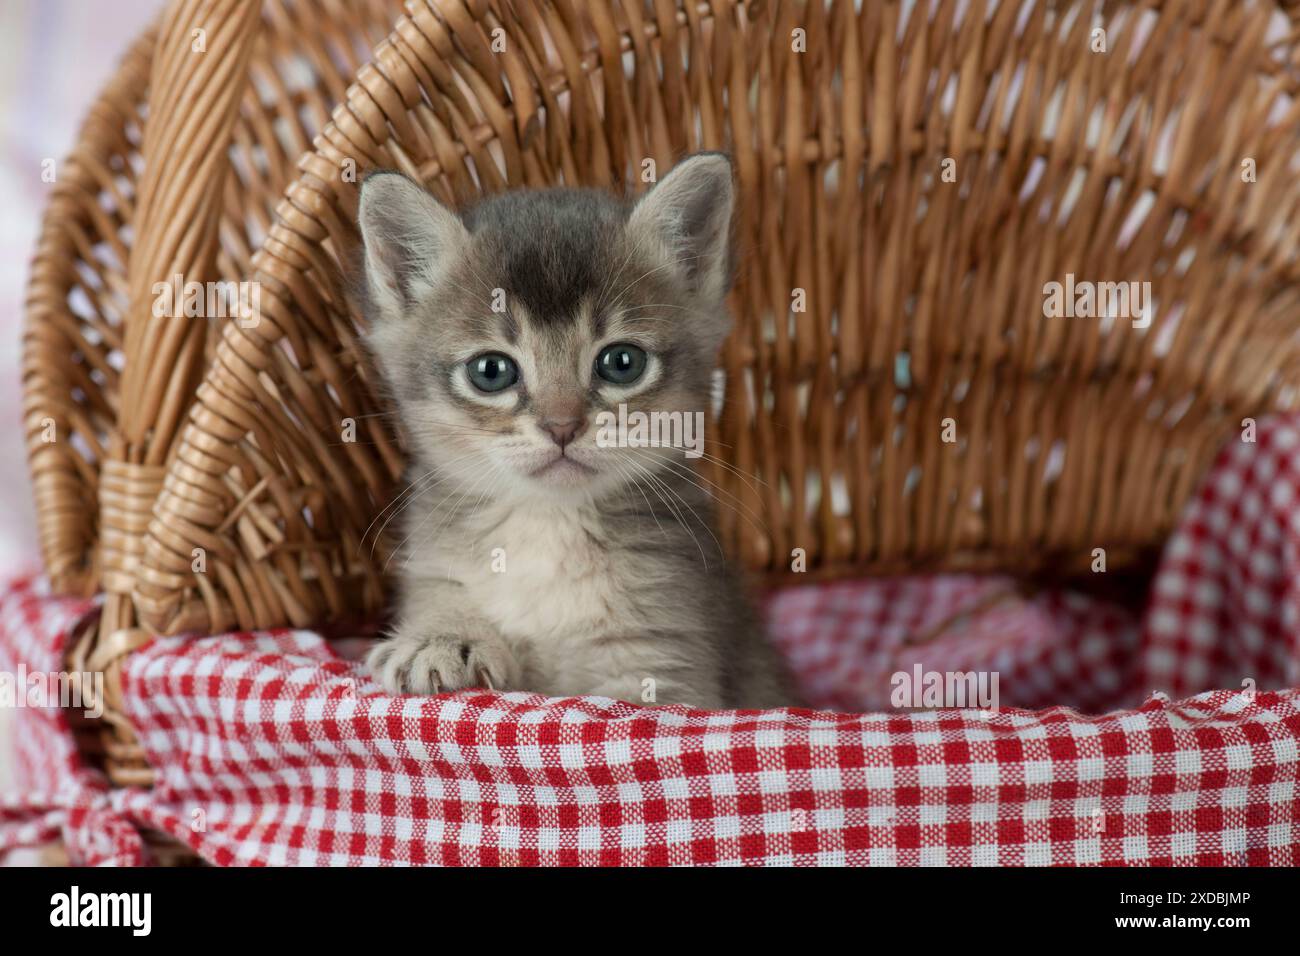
366, 629, 519, 695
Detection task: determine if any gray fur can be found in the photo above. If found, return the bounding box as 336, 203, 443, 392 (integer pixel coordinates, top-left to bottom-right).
357, 154, 797, 709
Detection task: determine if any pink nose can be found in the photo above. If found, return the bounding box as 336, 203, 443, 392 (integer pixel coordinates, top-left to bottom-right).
541, 418, 584, 448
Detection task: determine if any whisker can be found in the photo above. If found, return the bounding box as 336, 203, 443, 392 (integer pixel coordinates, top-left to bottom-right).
387, 458, 487, 573
361, 467, 438, 557
625, 456, 703, 567
405, 461, 502, 574
624, 448, 769, 540
365, 450, 483, 556
348, 408, 509, 436
612, 457, 667, 539
456, 460, 509, 577
610, 302, 697, 314
624, 455, 715, 571
689, 449, 770, 492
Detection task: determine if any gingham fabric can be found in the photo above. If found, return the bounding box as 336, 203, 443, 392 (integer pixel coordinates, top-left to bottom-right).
0, 579, 146, 866
3, 419, 1300, 865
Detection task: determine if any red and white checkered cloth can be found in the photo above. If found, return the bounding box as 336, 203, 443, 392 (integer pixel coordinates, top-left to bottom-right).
3, 419, 1300, 866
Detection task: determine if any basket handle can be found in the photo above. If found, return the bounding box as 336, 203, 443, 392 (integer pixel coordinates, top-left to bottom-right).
100, 0, 261, 614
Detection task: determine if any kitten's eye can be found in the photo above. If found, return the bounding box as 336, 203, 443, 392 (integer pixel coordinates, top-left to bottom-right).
595, 343, 648, 385
467, 353, 519, 393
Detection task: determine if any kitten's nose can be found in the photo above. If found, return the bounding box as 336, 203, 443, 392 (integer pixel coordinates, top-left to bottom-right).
541, 417, 585, 449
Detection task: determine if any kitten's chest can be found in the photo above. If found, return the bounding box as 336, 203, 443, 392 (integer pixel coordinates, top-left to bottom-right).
459, 503, 623, 639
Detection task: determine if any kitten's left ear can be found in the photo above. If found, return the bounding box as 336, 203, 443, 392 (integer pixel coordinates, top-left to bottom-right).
358, 171, 469, 319
627, 152, 735, 303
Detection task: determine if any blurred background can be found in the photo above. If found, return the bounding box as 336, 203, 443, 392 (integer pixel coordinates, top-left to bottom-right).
0, 0, 162, 789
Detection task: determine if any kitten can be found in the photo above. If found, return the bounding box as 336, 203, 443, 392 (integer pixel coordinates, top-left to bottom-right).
357, 153, 796, 709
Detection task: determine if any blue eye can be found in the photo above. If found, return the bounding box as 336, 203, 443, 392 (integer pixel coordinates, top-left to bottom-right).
467, 353, 519, 392
595, 343, 648, 385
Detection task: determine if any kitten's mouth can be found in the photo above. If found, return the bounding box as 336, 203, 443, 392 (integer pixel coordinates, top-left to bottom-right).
529, 454, 596, 480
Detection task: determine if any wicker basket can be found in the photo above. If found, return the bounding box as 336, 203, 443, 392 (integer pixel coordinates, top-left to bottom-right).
21, 0, 1300, 839
135, 0, 1300, 638
23, 0, 405, 789
23, 0, 404, 601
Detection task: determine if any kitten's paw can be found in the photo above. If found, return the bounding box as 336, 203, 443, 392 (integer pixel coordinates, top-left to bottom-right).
367, 630, 519, 695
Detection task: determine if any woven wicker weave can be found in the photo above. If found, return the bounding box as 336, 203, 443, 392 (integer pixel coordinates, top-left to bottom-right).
22, 0, 1300, 803
135, 0, 1300, 640
23, 0, 403, 601
24, 0, 405, 788
23, 27, 153, 600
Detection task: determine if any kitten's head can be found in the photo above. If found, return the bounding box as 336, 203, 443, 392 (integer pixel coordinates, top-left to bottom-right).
358, 153, 735, 504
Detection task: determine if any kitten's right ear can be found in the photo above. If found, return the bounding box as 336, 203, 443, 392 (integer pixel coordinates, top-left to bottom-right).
358, 172, 469, 317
